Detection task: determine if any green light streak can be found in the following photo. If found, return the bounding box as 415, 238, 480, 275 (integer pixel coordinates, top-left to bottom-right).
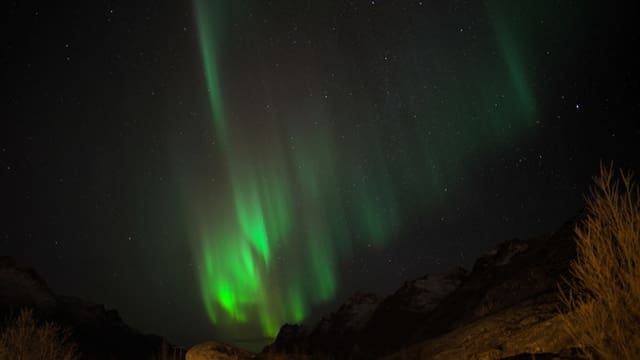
193, 0, 309, 338
232, 179, 271, 263
194, 0, 227, 139
488, 0, 538, 131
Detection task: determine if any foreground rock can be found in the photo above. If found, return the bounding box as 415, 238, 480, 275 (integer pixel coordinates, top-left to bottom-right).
186, 341, 256, 360
265, 219, 585, 359
0, 256, 184, 360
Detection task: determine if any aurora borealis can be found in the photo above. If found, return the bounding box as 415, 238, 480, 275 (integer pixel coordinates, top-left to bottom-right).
4, 0, 640, 351
189, 0, 538, 338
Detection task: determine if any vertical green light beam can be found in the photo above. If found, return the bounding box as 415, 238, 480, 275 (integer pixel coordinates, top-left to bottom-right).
488, 0, 538, 125
195, 0, 227, 139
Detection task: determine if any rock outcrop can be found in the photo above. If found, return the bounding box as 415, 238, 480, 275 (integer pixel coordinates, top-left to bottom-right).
362, 267, 467, 355
186, 341, 255, 360
265, 292, 380, 357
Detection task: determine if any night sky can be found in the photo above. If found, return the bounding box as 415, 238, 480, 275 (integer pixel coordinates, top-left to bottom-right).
2, 0, 639, 351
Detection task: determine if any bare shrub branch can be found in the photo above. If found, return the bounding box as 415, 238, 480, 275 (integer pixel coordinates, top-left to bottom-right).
560, 162, 640, 359
0, 308, 79, 360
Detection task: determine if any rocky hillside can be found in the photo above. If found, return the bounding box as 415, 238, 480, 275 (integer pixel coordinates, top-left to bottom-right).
261, 219, 585, 360
0, 256, 185, 360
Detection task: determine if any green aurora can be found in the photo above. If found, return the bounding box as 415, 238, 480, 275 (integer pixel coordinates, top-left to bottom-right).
188, 0, 541, 339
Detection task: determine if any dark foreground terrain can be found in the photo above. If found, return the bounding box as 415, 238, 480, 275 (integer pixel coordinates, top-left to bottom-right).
2, 218, 586, 359
0, 256, 184, 360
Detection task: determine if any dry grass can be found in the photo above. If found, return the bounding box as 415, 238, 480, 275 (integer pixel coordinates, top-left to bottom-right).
0, 308, 79, 360
151, 340, 185, 360
560, 163, 640, 359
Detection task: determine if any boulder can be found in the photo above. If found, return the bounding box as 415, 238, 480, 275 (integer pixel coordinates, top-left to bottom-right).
186, 341, 255, 360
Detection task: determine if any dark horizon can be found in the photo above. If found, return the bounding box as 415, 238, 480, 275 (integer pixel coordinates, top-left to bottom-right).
2, 0, 639, 350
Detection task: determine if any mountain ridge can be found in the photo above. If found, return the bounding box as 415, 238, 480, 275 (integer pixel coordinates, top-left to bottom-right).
0, 256, 185, 360
261, 218, 584, 359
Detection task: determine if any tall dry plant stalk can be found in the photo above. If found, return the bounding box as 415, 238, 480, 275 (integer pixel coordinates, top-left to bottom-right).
561, 163, 640, 359
151, 340, 185, 360
0, 308, 79, 360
